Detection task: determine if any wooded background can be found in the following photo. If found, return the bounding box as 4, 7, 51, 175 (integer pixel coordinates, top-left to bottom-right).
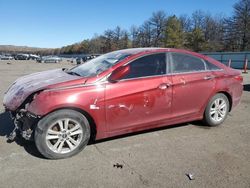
56, 0, 250, 55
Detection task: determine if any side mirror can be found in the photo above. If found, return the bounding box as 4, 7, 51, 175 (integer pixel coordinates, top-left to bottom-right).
108, 65, 130, 83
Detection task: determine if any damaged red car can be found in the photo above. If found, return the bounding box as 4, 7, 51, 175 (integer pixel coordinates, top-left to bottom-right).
3, 48, 243, 159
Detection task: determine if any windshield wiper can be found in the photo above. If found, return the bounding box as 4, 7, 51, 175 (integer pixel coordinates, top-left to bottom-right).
66, 71, 81, 77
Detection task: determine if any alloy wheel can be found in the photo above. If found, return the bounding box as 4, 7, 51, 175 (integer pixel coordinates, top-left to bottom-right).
209, 98, 227, 122
45, 118, 83, 154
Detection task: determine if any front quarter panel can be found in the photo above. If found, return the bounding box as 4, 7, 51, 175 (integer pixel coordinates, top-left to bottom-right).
26, 84, 106, 139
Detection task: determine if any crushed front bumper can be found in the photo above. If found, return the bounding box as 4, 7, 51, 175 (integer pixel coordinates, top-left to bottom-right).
6, 109, 40, 141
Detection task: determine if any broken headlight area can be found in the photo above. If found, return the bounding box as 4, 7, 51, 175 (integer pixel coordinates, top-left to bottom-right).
7, 91, 43, 142
7, 109, 40, 142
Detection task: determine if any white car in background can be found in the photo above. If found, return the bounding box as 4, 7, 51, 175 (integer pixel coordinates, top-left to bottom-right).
37, 56, 62, 63
0, 55, 14, 60
29, 54, 40, 60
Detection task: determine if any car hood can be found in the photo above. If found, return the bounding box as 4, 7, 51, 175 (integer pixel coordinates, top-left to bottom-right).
3, 69, 84, 111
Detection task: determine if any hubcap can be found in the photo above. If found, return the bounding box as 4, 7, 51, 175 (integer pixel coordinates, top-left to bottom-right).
46, 118, 83, 154
210, 98, 227, 122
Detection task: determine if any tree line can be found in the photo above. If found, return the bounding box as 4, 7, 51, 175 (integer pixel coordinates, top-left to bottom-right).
50, 0, 250, 55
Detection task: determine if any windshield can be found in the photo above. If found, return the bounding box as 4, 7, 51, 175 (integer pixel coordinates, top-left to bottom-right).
68, 51, 132, 77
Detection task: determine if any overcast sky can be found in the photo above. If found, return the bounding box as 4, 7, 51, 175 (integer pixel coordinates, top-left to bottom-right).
0, 0, 238, 48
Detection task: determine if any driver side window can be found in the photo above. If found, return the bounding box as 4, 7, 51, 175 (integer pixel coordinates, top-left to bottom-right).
122, 53, 166, 79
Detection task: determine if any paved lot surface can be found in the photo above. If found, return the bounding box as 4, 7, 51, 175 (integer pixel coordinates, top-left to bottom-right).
0, 60, 249, 188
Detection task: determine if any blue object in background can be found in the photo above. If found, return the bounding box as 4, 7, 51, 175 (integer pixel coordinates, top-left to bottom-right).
202, 52, 250, 69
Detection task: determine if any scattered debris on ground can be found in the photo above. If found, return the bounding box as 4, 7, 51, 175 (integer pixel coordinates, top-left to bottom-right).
113, 163, 123, 169
186, 173, 195, 180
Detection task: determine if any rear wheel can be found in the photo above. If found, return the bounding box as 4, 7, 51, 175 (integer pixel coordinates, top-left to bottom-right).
203, 93, 229, 126
35, 109, 90, 159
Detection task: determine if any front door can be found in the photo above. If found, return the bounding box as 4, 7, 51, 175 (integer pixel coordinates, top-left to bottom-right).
105, 53, 173, 133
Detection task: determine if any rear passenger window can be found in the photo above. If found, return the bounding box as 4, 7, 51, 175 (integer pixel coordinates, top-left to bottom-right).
123, 53, 166, 79
171, 53, 205, 73
205, 61, 221, 70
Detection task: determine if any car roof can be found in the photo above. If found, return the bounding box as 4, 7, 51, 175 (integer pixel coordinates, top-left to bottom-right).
113, 47, 166, 54
112, 47, 199, 56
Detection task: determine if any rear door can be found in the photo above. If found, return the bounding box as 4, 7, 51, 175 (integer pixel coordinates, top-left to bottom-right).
105, 53, 173, 133
170, 52, 215, 117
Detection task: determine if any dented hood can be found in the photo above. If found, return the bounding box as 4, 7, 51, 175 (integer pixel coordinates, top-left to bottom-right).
3, 69, 83, 111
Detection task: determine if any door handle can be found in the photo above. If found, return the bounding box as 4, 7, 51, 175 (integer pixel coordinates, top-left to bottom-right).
204, 75, 215, 80
158, 83, 171, 90
180, 78, 186, 85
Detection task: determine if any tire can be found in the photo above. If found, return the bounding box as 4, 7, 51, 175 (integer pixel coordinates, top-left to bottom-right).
203, 93, 229, 126
34, 109, 90, 159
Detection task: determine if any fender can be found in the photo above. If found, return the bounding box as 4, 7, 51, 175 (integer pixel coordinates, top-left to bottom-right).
26, 86, 107, 139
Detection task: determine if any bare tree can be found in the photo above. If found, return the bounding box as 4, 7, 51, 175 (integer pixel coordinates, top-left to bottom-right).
130, 25, 139, 47
149, 11, 166, 46
233, 0, 250, 50
179, 14, 192, 32
192, 10, 206, 29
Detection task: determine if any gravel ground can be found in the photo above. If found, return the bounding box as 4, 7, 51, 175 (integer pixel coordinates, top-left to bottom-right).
0, 60, 249, 188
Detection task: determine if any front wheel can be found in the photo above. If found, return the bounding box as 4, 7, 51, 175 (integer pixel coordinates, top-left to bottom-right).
203, 93, 229, 126
34, 109, 90, 159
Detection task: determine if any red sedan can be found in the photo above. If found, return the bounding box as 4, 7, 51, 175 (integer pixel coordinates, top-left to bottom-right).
3, 48, 243, 159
